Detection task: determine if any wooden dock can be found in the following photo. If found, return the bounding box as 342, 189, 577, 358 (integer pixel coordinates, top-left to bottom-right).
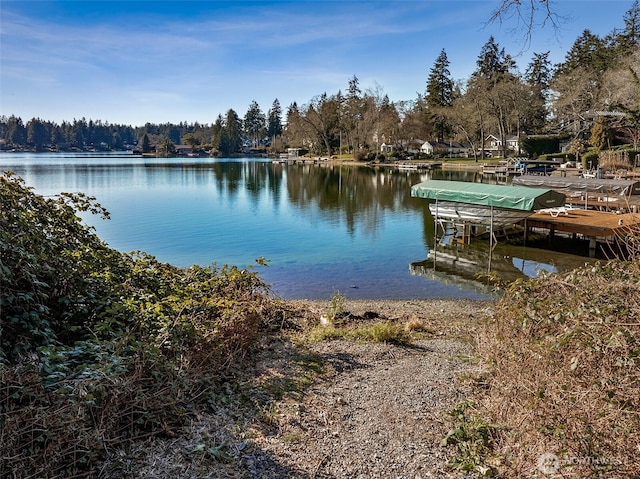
564, 194, 640, 213
522, 209, 640, 256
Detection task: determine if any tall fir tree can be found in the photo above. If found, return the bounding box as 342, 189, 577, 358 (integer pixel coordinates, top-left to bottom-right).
244, 100, 265, 148
219, 109, 243, 156
426, 49, 454, 141
473, 36, 515, 82
267, 99, 283, 139
141, 133, 151, 153
556, 29, 607, 76
524, 51, 552, 134
616, 0, 640, 56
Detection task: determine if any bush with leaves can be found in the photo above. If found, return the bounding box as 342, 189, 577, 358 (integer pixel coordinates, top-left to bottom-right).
0, 172, 276, 477
1, 172, 117, 360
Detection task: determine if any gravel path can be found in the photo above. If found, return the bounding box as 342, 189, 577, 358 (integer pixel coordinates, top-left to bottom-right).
105, 299, 492, 479
247, 339, 477, 478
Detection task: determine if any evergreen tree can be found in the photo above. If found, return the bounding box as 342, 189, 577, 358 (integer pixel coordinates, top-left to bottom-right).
524, 51, 552, 134
212, 114, 224, 151
5, 115, 27, 147
589, 116, 612, 150
618, 0, 640, 54
244, 100, 265, 148
427, 49, 454, 108
344, 75, 363, 156
347, 75, 361, 99
219, 109, 242, 156
426, 49, 454, 141
158, 136, 176, 156
473, 36, 515, 82
267, 99, 283, 140
141, 133, 151, 153
556, 29, 607, 76
377, 94, 401, 147
26, 118, 49, 151
468, 37, 520, 157
551, 29, 612, 136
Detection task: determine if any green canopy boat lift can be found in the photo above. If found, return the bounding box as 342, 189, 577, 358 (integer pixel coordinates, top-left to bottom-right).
411, 180, 566, 247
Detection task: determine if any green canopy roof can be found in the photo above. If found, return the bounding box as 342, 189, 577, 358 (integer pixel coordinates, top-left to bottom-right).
411, 180, 566, 211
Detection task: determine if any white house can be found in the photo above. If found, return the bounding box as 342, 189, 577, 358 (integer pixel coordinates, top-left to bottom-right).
420, 140, 471, 157
380, 142, 394, 153
483, 134, 520, 155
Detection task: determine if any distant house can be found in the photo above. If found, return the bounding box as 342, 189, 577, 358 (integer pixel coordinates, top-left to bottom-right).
174, 145, 194, 156
380, 142, 394, 153
407, 139, 425, 154
483, 134, 520, 156
287, 148, 303, 158
420, 140, 471, 157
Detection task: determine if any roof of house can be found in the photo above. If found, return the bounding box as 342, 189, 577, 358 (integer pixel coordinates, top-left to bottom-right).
421, 141, 469, 149
486, 134, 519, 141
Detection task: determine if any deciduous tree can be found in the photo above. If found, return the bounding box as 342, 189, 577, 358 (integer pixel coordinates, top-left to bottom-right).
489, 0, 565, 47
297, 93, 341, 155
466, 37, 520, 157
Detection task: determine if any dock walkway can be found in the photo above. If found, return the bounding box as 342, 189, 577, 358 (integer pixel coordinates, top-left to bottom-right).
522, 209, 640, 256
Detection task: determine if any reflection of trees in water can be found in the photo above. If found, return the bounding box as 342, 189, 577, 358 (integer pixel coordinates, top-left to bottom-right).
198, 163, 461, 239
56, 159, 473, 241
284, 165, 426, 236
144, 161, 461, 239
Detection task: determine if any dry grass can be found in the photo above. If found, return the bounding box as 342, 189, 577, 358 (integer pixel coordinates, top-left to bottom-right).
288, 298, 493, 344
404, 315, 433, 333
598, 150, 634, 173
0, 296, 283, 479
474, 261, 640, 477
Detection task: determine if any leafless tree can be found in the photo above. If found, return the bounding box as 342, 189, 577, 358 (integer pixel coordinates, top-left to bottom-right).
488, 0, 566, 48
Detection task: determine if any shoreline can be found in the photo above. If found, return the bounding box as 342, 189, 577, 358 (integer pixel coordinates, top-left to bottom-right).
288, 297, 496, 339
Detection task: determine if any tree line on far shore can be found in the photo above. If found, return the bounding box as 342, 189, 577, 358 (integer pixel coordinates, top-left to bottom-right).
2, 1, 640, 161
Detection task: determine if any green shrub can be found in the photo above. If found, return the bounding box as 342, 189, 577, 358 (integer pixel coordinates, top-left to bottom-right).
1, 173, 114, 360
351, 321, 410, 344
328, 290, 346, 320
582, 150, 599, 169
520, 135, 568, 157
442, 401, 498, 476
0, 172, 275, 477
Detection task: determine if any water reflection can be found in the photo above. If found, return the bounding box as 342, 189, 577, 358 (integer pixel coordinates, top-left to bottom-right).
0, 152, 594, 299
411, 239, 596, 296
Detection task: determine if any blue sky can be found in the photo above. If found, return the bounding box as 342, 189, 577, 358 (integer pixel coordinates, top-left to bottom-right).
0, 1, 634, 126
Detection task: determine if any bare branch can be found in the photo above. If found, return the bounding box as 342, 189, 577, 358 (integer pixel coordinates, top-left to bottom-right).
487, 0, 567, 50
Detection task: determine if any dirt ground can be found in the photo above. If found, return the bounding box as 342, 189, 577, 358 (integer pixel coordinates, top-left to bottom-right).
105, 298, 494, 479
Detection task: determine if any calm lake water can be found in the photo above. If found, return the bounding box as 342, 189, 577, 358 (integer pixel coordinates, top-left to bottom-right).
0, 152, 590, 300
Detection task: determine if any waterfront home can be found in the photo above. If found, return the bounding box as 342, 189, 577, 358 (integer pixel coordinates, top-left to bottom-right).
482, 134, 520, 156
420, 140, 471, 157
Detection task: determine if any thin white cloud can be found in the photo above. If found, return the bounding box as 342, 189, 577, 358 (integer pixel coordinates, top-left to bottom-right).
0, 1, 632, 125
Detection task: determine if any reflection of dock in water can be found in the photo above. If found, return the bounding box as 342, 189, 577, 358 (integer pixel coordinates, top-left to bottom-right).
410, 243, 596, 295
410, 249, 509, 295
